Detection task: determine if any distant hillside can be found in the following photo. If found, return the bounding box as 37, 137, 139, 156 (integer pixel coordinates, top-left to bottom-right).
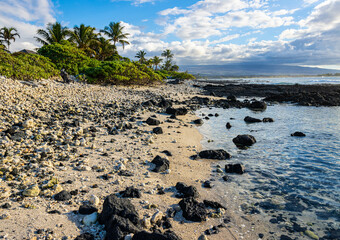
180, 63, 340, 77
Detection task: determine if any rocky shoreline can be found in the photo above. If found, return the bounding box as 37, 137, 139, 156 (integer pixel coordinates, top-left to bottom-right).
200, 82, 340, 106
2, 76, 337, 240
1, 77, 275, 240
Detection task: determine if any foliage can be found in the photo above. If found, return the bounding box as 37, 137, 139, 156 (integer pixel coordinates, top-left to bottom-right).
100, 22, 130, 54
84, 60, 162, 85
0, 50, 59, 80
0, 27, 20, 51
38, 43, 99, 75
69, 24, 99, 56
152, 56, 163, 71
94, 37, 117, 60
35, 22, 71, 45
135, 50, 147, 64
156, 69, 195, 80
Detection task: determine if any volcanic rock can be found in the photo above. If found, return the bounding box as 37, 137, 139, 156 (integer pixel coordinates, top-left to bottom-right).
199, 150, 231, 160
175, 182, 199, 198
232, 135, 256, 147
244, 116, 262, 123
146, 117, 160, 126
225, 163, 245, 174
151, 155, 170, 173
179, 197, 208, 222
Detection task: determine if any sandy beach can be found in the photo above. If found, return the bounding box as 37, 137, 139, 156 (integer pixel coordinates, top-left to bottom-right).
0, 77, 275, 240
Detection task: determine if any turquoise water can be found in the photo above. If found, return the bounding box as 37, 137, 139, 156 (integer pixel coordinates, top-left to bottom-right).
198, 76, 340, 85
196, 104, 340, 239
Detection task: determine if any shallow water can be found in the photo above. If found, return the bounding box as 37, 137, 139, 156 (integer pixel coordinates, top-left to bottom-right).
196, 104, 340, 239
198, 76, 340, 85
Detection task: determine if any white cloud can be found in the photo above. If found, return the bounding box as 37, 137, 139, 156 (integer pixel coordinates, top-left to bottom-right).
0, 0, 55, 52
111, 0, 159, 5
159, 0, 296, 40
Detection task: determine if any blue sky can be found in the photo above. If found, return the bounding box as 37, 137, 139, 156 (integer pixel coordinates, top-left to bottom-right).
0, 0, 340, 69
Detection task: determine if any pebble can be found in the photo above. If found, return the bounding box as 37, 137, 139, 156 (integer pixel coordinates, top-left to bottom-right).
83, 212, 98, 226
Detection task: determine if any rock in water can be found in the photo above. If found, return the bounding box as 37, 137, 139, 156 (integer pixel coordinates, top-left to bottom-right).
248, 100, 267, 111
226, 122, 232, 129
263, 117, 274, 122
244, 116, 262, 123
99, 194, 141, 240
132, 230, 182, 240
54, 190, 72, 201
153, 127, 163, 134
291, 131, 306, 137
119, 187, 142, 198
166, 107, 188, 116
198, 150, 231, 160
146, 117, 160, 126
179, 197, 208, 222
151, 155, 170, 173
176, 182, 200, 198
193, 119, 204, 125
225, 163, 245, 174
232, 135, 256, 147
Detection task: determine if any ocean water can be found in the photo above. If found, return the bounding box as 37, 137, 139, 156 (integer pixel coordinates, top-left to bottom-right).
195, 104, 340, 239
198, 76, 340, 85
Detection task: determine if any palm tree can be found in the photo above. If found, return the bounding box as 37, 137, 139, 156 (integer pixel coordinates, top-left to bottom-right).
69, 24, 99, 56
35, 22, 71, 45
0, 27, 20, 51
100, 22, 130, 54
161, 49, 174, 61
161, 49, 174, 71
152, 56, 163, 71
135, 50, 147, 64
95, 37, 117, 60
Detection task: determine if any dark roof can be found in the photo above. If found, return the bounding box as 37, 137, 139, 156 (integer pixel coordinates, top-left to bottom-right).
19, 49, 37, 54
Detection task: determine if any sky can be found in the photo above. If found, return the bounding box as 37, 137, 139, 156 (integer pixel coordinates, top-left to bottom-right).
0, 0, 340, 69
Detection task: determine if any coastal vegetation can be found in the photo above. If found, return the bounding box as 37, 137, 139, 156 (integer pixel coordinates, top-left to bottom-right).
0, 22, 195, 84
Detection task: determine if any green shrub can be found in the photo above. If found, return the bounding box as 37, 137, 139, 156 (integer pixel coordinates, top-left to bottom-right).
84, 61, 163, 85
156, 70, 195, 80
38, 42, 100, 75
0, 50, 59, 80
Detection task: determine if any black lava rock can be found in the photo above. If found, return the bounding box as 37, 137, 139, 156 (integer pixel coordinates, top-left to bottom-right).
248, 100, 267, 111
225, 163, 245, 174
222, 175, 230, 182
263, 117, 274, 122
203, 200, 226, 209
74, 233, 95, 240
54, 190, 72, 201
132, 230, 182, 240
203, 181, 213, 188
119, 187, 142, 198
161, 150, 172, 156
232, 135, 256, 147
227, 95, 237, 102
176, 182, 200, 198
146, 117, 160, 126
193, 119, 204, 125
98, 194, 141, 240
198, 149, 231, 160
179, 197, 208, 222
79, 204, 98, 215
166, 107, 188, 116
244, 116, 262, 123
226, 122, 232, 129
151, 155, 170, 173
153, 127, 163, 134
291, 131, 306, 137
